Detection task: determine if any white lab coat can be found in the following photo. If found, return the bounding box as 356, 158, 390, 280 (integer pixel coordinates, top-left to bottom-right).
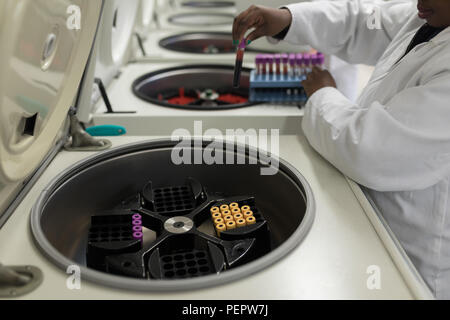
280, 0, 450, 298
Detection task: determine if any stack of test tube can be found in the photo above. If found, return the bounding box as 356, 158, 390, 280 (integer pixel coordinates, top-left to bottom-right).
210, 203, 256, 236
250, 52, 325, 104
132, 213, 143, 242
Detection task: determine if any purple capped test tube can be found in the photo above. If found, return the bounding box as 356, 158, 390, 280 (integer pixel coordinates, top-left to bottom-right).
255, 54, 262, 75
311, 53, 318, 69
281, 53, 289, 76
132, 214, 142, 220
132, 226, 142, 233
303, 53, 312, 74
316, 52, 325, 68
296, 53, 303, 76
132, 219, 142, 226
288, 53, 296, 77
274, 54, 281, 75
265, 54, 274, 75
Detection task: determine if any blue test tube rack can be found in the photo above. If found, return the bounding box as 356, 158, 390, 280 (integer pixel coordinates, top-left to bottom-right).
249, 70, 308, 104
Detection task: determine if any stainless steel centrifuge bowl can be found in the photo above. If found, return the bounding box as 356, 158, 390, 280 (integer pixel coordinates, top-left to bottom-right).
168, 12, 234, 26
31, 139, 315, 291
158, 32, 279, 54
132, 65, 256, 110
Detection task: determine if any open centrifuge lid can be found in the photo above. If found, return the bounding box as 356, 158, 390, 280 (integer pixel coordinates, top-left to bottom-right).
95, 0, 139, 86
0, 0, 103, 184
136, 0, 156, 33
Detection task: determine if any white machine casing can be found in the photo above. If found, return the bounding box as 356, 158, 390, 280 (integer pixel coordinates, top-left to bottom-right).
0, 0, 103, 217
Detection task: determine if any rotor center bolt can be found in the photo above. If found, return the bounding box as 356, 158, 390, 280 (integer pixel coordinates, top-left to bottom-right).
173, 222, 185, 228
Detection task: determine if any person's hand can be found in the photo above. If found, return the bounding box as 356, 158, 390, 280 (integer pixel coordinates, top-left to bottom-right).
302, 67, 337, 97
232, 5, 292, 43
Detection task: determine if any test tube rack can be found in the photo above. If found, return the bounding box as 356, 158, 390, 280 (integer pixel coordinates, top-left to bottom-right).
249, 70, 307, 104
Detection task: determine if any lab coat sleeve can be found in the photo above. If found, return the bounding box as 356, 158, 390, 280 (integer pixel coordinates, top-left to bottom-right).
280, 0, 415, 65
301, 72, 450, 192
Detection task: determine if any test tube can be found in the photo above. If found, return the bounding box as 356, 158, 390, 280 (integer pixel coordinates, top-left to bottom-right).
317, 52, 325, 69
229, 202, 239, 209
274, 54, 281, 76
311, 53, 318, 68
303, 53, 312, 74
233, 39, 246, 88
296, 53, 303, 76
281, 53, 289, 76
288, 53, 296, 77
255, 54, 262, 75
266, 54, 274, 75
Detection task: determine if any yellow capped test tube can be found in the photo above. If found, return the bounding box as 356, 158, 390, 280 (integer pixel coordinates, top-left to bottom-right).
236, 219, 246, 228
233, 213, 243, 220
231, 208, 241, 215
229, 202, 239, 209
210, 206, 220, 214
221, 209, 231, 217
223, 215, 234, 222
212, 212, 222, 219
214, 217, 224, 226
220, 204, 229, 212
243, 210, 253, 218
241, 205, 251, 212
226, 221, 236, 230
246, 216, 256, 225
216, 223, 226, 236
